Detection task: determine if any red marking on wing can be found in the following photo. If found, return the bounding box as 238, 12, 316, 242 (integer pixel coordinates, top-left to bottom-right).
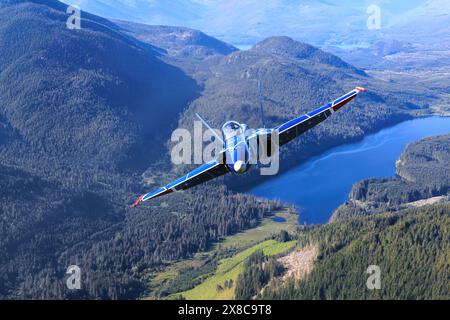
332, 95, 356, 112
133, 195, 144, 208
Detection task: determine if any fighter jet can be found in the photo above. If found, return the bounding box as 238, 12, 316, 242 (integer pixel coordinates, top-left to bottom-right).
133, 86, 366, 207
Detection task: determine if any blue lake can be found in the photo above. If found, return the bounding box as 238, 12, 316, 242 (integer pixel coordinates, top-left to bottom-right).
248, 117, 450, 224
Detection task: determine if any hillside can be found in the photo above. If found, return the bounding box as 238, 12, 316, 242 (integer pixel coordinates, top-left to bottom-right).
332, 134, 450, 221
0, 0, 201, 177
0, 0, 277, 299
260, 203, 449, 300
107, 21, 440, 190
171, 36, 435, 188
212, 134, 450, 300
396, 134, 450, 184
166, 201, 449, 300
107, 23, 439, 185
116, 21, 238, 59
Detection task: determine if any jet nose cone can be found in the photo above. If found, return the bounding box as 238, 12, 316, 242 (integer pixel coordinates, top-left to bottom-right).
233, 160, 246, 173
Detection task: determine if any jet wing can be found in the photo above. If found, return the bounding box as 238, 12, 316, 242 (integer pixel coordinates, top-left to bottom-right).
276, 87, 366, 146
133, 160, 229, 207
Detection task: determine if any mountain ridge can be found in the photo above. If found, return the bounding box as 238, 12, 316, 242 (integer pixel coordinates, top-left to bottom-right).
0, 0, 280, 299
0, 0, 443, 300
116, 21, 238, 57
61, 0, 450, 49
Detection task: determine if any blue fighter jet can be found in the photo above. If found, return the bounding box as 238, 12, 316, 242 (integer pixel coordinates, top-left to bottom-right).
133, 87, 366, 207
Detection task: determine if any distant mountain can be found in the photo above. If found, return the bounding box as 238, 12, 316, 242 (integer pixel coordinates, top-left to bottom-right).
328, 0, 450, 69
328, 39, 450, 71
62, 0, 372, 47
327, 40, 416, 70
60, 0, 450, 72
61, 0, 447, 50
171, 36, 430, 184
115, 21, 238, 60
387, 0, 450, 44
197, 0, 376, 48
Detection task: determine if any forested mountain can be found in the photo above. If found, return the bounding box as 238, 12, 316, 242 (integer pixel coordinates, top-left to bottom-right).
233, 135, 449, 300
260, 203, 449, 300
0, 0, 200, 176
114, 22, 436, 185
116, 21, 238, 60
173, 36, 435, 187
0, 0, 278, 299
302, 134, 450, 299
396, 134, 450, 185
0, 0, 444, 300
332, 134, 450, 221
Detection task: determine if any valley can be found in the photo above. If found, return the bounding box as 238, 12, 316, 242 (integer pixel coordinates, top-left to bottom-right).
0, 0, 448, 300
166, 134, 449, 300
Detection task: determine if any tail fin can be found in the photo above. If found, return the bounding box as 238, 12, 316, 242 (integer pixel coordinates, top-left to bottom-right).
195, 113, 225, 145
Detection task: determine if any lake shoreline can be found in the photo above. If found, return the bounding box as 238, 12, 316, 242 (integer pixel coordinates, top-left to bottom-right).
242, 115, 450, 224
232, 113, 414, 193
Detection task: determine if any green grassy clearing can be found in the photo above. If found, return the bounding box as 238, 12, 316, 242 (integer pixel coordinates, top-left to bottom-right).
145, 208, 298, 299
174, 239, 296, 300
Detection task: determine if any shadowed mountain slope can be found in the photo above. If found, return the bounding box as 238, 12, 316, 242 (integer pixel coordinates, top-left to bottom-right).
0, 1, 274, 299
0, 0, 200, 177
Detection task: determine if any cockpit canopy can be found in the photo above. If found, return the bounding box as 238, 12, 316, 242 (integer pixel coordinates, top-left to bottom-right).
222, 121, 244, 140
